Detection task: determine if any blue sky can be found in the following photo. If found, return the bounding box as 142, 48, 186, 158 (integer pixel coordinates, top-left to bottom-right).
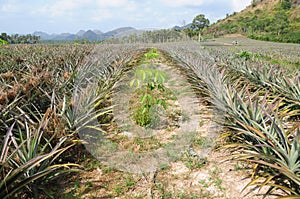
0, 0, 252, 34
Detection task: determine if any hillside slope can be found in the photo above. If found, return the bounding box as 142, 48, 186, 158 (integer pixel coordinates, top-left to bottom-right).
205, 0, 300, 43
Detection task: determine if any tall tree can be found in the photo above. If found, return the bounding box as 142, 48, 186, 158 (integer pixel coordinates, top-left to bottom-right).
0, 33, 11, 43
192, 14, 210, 42
281, 0, 291, 9
271, 9, 289, 36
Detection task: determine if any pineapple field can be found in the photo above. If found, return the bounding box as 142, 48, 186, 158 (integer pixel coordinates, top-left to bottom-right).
0, 36, 300, 198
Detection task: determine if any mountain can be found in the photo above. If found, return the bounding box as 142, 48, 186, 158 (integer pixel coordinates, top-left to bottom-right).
33, 27, 143, 41
103, 27, 137, 38
93, 30, 103, 35
76, 30, 86, 36
205, 0, 300, 43
33, 31, 56, 40
172, 23, 192, 31
82, 30, 101, 40
33, 31, 76, 41
54, 33, 78, 41
33, 31, 49, 38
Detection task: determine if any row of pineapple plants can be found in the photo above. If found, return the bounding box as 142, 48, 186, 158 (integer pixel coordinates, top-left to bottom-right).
159, 41, 300, 198
210, 45, 300, 121
0, 43, 141, 198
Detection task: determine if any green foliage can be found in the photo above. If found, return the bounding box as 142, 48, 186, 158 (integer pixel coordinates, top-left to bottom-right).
192, 14, 210, 41
236, 50, 252, 60
129, 48, 171, 127
130, 67, 168, 127
192, 14, 210, 31
252, 1, 257, 7
281, 0, 292, 10
273, 9, 290, 36
0, 38, 8, 45
144, 48, 159, 60
249, 31, 300, 43
0, 32, 40, 44
183, 152, 205, 170
130, 67, 166, 88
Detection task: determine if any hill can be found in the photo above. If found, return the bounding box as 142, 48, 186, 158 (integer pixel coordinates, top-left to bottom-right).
205, 0, 300, 43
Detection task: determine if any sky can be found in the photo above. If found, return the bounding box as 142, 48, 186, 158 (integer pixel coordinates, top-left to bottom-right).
0, 0, 252, 34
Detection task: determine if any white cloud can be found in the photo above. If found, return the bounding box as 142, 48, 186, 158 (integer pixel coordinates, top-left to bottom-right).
1, 4, 17, 12
124, 1, 137, 12
95, 0, 128, 7
161, 0, 210, 7
91, 9, 113, 22
90, 0, 138, 24
231, 0, 252, 11
34, 0, 91, 17
1, 0, 19, 13
35, 0, 137, 18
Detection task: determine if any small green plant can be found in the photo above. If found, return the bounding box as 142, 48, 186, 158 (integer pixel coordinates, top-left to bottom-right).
130, 67, 168, 127
114, 187, 123, 196
234, 162, 242, 171
144, 47, 159, 61
125, 178, 136, 187
214, 178, 225, 191
237, 50, 252, 60
182, 112, 190, 122
183, 152, 205, 170
193, 136, 213, 148
102, 166, 113, 174
87, 159, 102, 170
198, 168, 225, 192
198, 180, 209, 188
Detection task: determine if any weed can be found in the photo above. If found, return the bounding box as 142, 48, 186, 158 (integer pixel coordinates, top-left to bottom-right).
102, 166, 113, 174
125, 178, 136, 187
182, 112, 190, 122
183, 152, 205, 169
87, 159, 102, 170
214, 178, 225, 191
198, 180, 209, 188
114, 187, 123, 196
237, 50, 252, 60
193, 136, 213, 148
233, 162, 243, 171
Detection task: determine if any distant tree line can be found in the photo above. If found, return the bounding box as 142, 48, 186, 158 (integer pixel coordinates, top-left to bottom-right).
103, 29, 187, 44
0, 33, 40, 44
104, 14, 210, 44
